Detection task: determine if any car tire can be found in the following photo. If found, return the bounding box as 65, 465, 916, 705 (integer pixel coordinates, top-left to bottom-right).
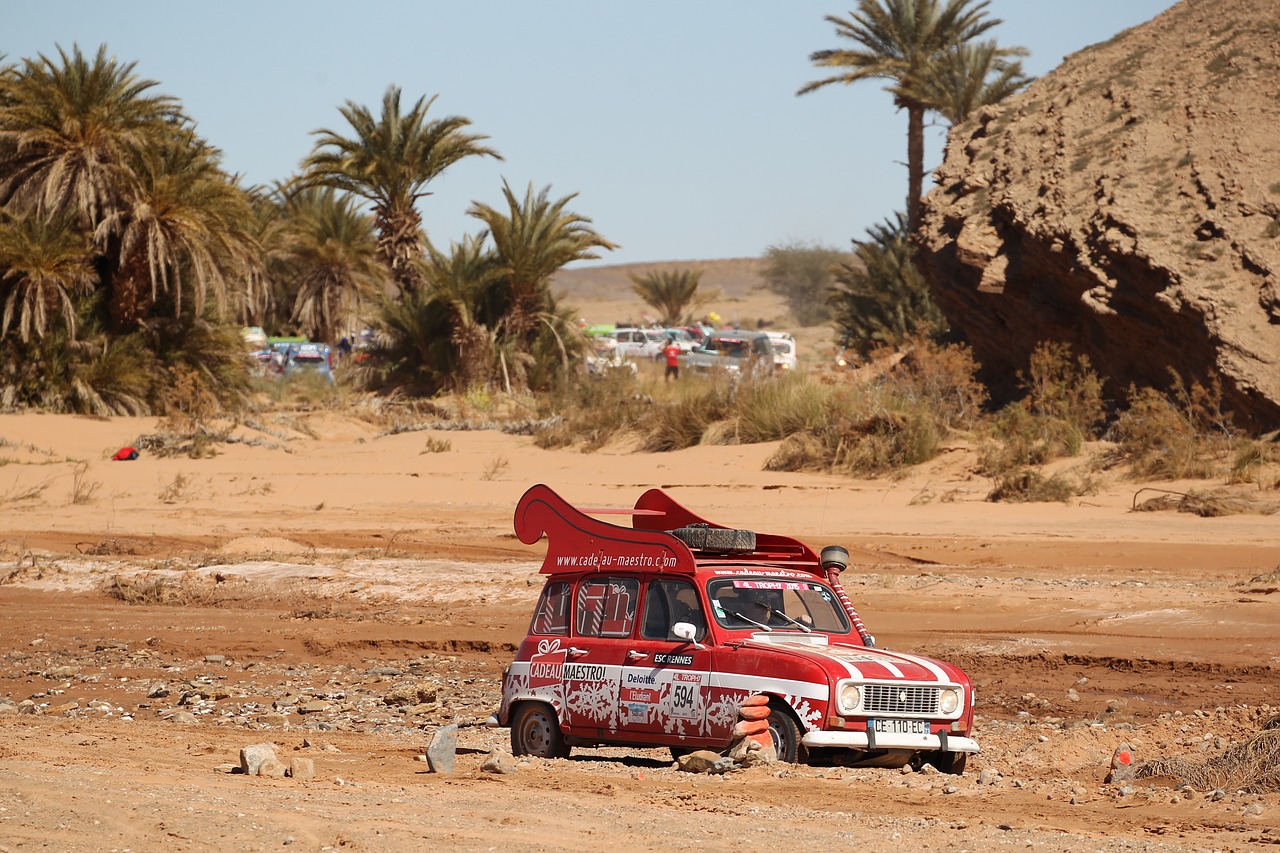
926, 750, 967, 775
510, 702, 570, 759
767, 705, 804, 764
669, 526, 756, 553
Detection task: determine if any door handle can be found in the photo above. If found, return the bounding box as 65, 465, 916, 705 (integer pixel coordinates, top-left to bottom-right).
626, 650, 649, 660
567, 647, 589, 657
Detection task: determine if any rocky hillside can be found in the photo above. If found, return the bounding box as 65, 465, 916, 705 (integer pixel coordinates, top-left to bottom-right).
916, 0, 1280, 431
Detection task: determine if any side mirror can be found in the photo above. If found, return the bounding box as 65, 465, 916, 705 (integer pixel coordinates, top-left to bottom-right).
672, 621, 705, 649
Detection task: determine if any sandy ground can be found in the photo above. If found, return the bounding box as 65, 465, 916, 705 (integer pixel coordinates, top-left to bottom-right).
1, 409, 1278, 852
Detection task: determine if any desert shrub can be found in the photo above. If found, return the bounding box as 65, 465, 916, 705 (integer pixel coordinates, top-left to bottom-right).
1228, 439, 1274, 486
985, 341, 1105, 472
421, 436, 452, 454
980, 405, 1054, 472
1137, 719, 1280, 793
763, 342, 981, 476
533, 370, 650, 451
760, 241, 845, 326
1107, 375, 1235, 479
764, 432, 830, 472
765, 405, 941, 476
729, 372, 835, 443
838, 410, 942, 475
639, 382, 735, 452
830, 214, 946, 355
104, 572, 215, 606
878, 336, 989, 431
986, 468, 1093, 503
1022, 341, 1107, 440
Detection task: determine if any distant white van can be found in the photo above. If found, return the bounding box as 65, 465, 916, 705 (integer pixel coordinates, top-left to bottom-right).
766, 331, 797, 371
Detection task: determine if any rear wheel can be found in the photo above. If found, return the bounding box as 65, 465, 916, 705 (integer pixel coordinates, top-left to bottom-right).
511, 702, 570, 759
767, 706, 803, 764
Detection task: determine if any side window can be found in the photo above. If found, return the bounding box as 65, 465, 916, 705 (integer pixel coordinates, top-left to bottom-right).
532, 581, 570, 635
641, 579, 706, 642
576, 577, 640, 638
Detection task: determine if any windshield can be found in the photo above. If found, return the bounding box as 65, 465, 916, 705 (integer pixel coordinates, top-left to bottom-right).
708, 578, 851, 633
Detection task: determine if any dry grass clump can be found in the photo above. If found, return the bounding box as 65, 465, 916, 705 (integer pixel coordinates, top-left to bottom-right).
980, 342, 1107, 480
533, 371, 656, 451
1107, 375, 1236, 479
766, 338, 981, 476
1131, 487, 1280, 516
638, 382, 735, 452
987, 469, 1093, 503
103, 572, 217, 606
1137, 717, 1280, 793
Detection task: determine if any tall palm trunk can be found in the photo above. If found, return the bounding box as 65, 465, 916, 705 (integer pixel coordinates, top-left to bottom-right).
375, 205, 426, 296
906, 101, 926, 233
109, 251, 156, 332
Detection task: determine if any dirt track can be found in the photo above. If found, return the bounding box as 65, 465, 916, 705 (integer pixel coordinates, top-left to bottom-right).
2, 529, 1277, 853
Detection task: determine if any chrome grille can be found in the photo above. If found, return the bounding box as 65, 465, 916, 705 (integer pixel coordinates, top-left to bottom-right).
863, 684, 939, 715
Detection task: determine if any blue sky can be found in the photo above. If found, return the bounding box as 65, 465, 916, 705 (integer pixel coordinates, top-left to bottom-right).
9, 1, 1175, 266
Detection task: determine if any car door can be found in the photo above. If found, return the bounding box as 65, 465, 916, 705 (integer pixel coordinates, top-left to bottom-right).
617, 578, 713, 739
558, 576, 639, 734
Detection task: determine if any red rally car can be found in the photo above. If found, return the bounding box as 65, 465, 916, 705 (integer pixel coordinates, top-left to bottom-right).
491, 484, 979, 773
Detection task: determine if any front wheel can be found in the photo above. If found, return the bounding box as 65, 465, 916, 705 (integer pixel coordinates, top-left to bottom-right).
510, 702, 570, 759
919, 750, 967, 775
767, 706, 803, 764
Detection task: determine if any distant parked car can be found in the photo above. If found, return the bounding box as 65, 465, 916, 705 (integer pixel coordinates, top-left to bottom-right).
284, 343, 334, 383
659, 329, 699, 358
766, 331, 797, 371
585, 336, 638, 378
681, 331, 776, 376
612, 327, 667, 360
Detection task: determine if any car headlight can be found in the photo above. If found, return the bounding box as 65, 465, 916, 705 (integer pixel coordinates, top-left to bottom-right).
939, 688, 961, 715
838, 683, 861, 713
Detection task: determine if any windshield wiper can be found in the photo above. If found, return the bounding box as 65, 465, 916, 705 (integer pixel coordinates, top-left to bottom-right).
768, 608, 812, 633
726, 610, 772, 631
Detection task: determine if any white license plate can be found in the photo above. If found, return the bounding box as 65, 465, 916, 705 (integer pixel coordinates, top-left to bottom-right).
873, 718, 929, 735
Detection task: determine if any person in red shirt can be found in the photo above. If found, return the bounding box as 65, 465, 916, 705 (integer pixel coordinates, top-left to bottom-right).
662, 334, 682, 382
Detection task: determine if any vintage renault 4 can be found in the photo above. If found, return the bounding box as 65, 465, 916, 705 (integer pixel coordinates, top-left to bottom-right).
493, 484, 979, 773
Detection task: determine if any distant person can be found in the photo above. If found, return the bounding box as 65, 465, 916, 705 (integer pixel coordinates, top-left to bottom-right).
337, 336, 352, 360
662, 335, 682, 382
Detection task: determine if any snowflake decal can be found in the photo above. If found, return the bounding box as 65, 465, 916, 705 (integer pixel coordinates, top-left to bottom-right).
706, 692, 746, 731
565, 679, 617, 726
784, 694, 824, 731
502, 671, 530, 712
660, 712, 693, 736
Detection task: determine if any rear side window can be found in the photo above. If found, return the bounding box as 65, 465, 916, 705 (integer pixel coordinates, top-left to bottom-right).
577, 577, 640, 638
532, 581, 571, 634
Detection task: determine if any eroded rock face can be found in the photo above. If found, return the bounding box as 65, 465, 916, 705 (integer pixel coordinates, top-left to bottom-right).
916, 0, 1280, 431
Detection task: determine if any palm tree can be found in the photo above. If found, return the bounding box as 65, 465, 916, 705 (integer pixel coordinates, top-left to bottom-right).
0, 213, 96, 342
105, 130, 263, 331
628, 268, 712, 326
467, 181, 617, 390
908, 39, 1031, 125
798, 0, 1021, 231
272, 186, 386, 343
0, 44, 184, 229
301, 86, 502, 295
419, 233, 502, 391
830, 211, 946, 353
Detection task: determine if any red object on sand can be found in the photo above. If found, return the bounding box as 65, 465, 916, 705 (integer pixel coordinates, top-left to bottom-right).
112, 447, 139, 461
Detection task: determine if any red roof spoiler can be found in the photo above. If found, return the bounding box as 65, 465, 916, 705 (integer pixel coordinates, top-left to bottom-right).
514, 484, 696, 575
514, 484, 822, 575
